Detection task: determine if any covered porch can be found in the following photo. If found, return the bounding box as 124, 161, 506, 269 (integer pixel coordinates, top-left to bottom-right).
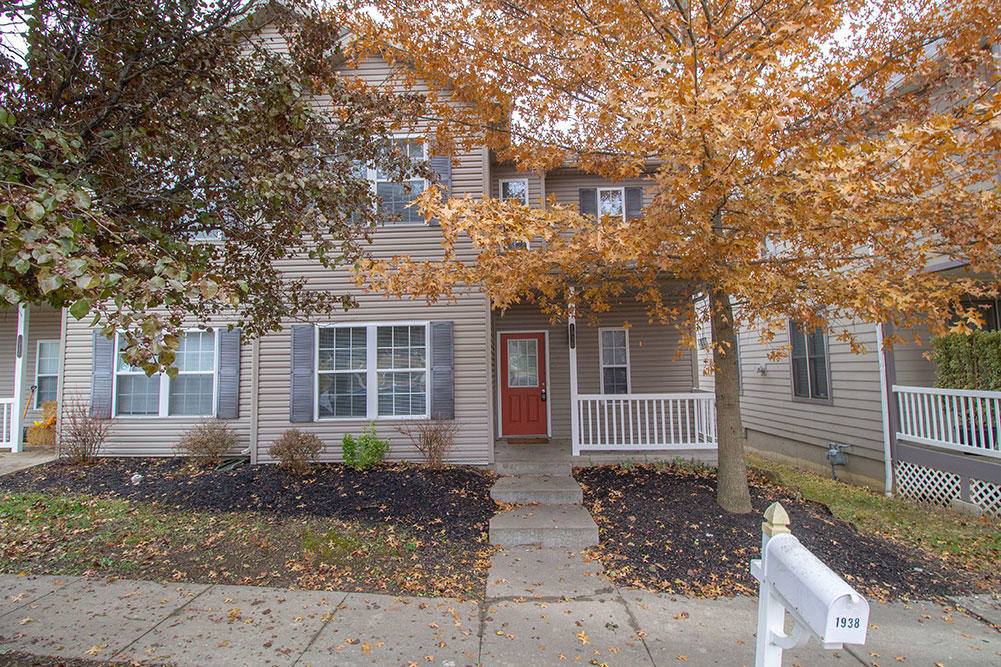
491, 298, 717, 458
1, 304, 64, 452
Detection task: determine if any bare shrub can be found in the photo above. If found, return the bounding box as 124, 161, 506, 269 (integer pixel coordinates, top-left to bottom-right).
396, 419, 457, 468
59, 399, 113, 464
270, 429, 324, 475
176, 420, 239, 467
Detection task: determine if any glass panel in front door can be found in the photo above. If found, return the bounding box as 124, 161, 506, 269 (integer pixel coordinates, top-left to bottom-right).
507, 339, 539, 387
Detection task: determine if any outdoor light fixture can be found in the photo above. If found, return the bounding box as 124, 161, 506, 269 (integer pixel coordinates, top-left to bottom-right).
568, 322, 576, 349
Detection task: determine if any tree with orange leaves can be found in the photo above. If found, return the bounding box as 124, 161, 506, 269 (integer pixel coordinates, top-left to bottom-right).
341, 0, 1001, 512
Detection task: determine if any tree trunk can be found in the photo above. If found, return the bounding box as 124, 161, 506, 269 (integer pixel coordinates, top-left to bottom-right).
710, 285, 753, 513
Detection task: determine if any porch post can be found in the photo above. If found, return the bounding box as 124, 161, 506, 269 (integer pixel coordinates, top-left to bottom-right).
11, 303, 29, 453
569, 301, 580, 455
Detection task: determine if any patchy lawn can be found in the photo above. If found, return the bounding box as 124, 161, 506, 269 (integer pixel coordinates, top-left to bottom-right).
575, 462, 993, 601
748, 455, 1001, 590
0, 459, 498, 599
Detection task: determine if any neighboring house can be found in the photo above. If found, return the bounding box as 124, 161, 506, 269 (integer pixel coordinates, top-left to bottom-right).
0, 30, 715, 466
696, 264, 1001, 517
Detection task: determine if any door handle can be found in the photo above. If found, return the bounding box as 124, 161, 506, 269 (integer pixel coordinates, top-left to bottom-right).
540, 389, 547, 402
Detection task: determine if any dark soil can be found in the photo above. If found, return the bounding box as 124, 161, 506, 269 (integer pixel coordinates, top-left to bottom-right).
575, 464, 979, 601
0, 458, 496, 543
1, 459, 498, 597
0, 652, 165, 667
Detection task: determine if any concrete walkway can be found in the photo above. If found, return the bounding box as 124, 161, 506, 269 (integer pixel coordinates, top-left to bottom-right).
0, 448, 58, 477
2, 569, 998, 665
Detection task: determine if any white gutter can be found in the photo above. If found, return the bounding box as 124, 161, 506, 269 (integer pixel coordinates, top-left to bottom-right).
875, 322, 893, 496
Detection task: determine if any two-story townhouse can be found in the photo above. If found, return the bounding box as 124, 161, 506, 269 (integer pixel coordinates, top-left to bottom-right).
1, 29, 715, 466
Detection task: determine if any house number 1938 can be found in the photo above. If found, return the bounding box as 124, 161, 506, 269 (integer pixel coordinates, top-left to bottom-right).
834, 617, 861, 629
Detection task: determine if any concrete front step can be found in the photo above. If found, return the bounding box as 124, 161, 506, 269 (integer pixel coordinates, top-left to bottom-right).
490, 475, 584, 505
492, 460, 573, 476
489, 504, 599, 548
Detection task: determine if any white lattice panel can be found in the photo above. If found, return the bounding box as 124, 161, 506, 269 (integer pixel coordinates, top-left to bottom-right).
971, 479, 1001, 518
895, 462, 961, 508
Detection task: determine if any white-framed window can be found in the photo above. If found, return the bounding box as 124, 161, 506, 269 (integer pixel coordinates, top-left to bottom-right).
315, 322, 429, 420
317, 326, 368, 418
34, 340, 60, 408
599, 327, 630, 394
499, 178, 528, 205
598, 187, 625, 222
113, 330, 218, 417
372, 138, 427, 225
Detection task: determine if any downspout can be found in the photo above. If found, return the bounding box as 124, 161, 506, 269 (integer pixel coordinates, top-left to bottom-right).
876, 322, 893, 496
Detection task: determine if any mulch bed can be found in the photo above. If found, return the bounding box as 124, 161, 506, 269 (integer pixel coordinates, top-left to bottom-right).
1, 458, 496, 543
0, 458, 498, 597
575, 464, 979, 601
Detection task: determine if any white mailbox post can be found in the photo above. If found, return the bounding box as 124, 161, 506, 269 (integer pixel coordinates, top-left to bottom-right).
751, 502, 869, 667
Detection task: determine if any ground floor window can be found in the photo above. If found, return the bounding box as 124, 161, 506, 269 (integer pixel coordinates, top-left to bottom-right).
316, 323, 428, 419
599, 328, 630, 394
114, 331, 217, 417
790, 321, 830, 400
34, 340, 60, 408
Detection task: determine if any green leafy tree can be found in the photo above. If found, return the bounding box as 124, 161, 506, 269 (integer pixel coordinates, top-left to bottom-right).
1, 0, 425, 371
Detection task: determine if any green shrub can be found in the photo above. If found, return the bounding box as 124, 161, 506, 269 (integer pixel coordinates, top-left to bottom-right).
341, 423, 390, 470
931, 331, 1001, 390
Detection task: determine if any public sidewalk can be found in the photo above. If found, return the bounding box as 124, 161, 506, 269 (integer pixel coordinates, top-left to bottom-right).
2, 553, 999, 666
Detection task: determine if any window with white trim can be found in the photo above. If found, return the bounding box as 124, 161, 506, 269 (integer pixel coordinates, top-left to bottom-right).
500, 179, 528, 205
599, 328, 630, 394
34, 340, 59, 408
790, 321, 830, 400
374, 138, 427, 225
115, 336, 161, 416
377, 325, 427, 416
317, 326, 367, 418
316, 323, 429, 419
598, 187, 625, 222
168, 331, 216, 415
114, 331, 217, 417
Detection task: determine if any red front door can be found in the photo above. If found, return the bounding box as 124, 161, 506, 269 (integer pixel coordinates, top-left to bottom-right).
500, 332, 548, 436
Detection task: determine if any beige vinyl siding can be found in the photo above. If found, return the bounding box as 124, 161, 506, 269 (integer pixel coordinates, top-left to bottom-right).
0, 306, 62, 425
491, 166, 545, 208
892, 326, 936, 387
493, 299, 695, 439
736, 319, 886, 481
255, 292, 491, 465
544, 169, 654, 209
56, 41, 495, 462
60, 318, 255, 457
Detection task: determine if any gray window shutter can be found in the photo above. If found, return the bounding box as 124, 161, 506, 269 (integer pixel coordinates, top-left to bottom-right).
579, 188, 598, 218
428, 155, 452, 227
430, 321, 455, 420
625, 187, 643, 219
290, 324, 314, 423
216, 328, 240, 419
90, 331, 114, 419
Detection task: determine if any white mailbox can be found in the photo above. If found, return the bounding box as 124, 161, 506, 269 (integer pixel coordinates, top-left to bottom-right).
750, 502, 869, 667
763, 533, 869, 646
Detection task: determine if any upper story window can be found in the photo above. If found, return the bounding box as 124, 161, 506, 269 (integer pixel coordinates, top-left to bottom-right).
500, 179, 528, 205
35, 340, 60, 408
374, 138, 427, 225
790, 321, 830, 401
598, 188, 625, 222
599, 328, 630, 394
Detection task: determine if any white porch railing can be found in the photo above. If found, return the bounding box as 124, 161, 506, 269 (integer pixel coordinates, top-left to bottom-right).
574, 392, 717, 452
0, 398, 15, 450
893, 385, 1001, 458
